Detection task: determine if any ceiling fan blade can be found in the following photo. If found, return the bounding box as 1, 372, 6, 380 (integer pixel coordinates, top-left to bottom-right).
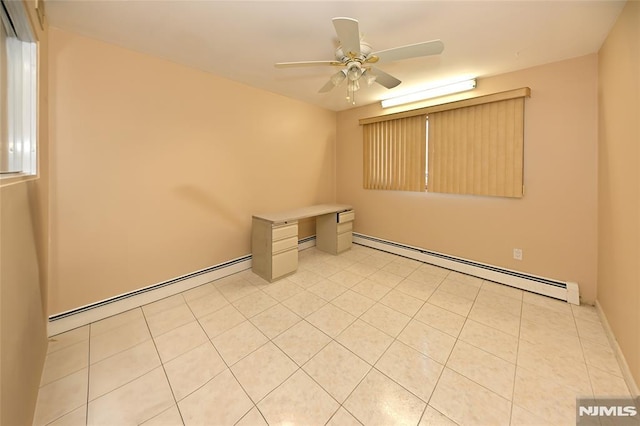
275, 61, 342, 68
369, 67, 401, 89
319, 80, 337, 93
373, 40, 444, 63
332, 17, 361, 57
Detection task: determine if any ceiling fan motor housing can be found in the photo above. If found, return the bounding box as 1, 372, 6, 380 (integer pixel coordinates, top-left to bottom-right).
346, 62, 363, 81
335, 42, 372, 63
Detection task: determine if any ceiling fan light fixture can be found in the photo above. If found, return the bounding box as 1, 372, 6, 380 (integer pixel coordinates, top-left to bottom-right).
381, 79, 477, 108
347, 62, 363, 81
364, 71, 377, 86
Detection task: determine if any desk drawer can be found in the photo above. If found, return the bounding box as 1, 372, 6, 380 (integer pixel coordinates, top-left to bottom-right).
273, 223, 298, 241
272, 236, 298, 254
337, 230, 353, 252
338, 210, 355, 223
337, 221, 352, 234
272, 248, 298, 279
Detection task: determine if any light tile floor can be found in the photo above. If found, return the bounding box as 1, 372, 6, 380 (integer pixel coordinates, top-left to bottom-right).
34, 245, 633, 426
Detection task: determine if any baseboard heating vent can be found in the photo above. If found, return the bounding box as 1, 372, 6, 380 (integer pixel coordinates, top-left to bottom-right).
353, 233, 579, 305
48, 233, 579, 337
298, 235, 317, 250
47, 254, 252, 336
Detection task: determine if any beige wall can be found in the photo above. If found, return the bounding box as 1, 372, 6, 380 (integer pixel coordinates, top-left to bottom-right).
1, 183, 48, 426
48, 28, 337, 314
598, 0, 640, 389
337, 54, 599, 303
0, 0, 50, 424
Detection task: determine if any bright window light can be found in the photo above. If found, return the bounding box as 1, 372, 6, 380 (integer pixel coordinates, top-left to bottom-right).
1, 0, 37, 176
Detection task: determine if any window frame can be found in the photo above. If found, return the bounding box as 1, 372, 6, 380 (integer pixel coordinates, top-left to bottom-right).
0, 0, 38, 185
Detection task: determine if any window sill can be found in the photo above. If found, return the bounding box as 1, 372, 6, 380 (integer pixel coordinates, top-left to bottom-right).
0, 172, 38, 187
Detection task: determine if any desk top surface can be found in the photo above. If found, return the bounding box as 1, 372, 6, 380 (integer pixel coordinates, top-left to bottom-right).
253, 204, 353, 224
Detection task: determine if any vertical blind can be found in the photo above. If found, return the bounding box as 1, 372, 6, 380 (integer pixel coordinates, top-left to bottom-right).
360, 88, 530, 197
363, 115, 426, 191
427, 97, 525, 197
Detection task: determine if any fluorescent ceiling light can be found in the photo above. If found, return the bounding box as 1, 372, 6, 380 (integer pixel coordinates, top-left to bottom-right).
381, 79, 477, 108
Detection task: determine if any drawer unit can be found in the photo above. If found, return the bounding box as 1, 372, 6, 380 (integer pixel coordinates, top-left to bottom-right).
272, 248, 298, 279
316, 209, 355, 255
272, 223, 298, 241
272, 235, 298, 254
337, 230, 353, 253
252, 218, 299, 282
338, 210, 355, 224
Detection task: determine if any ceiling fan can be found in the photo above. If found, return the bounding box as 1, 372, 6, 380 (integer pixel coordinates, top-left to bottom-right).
275, 17, 444, 105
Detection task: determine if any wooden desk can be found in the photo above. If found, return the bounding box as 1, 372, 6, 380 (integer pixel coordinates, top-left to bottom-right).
251, 204, 355, 282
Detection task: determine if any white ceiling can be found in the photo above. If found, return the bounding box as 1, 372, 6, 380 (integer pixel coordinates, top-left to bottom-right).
46, 0, 625, 112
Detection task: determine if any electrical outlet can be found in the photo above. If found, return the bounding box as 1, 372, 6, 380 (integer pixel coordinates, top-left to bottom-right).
513, 248, 523, 261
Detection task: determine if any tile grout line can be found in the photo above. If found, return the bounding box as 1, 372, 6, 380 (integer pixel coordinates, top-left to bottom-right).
168, 289, 231, 425
139, 302, 186, 425
234, 254, 404, 424
311, 259, 457, 425
183, 288, 259, 420
427, 272, 478, 426
573, 313, 598, 400
508, 288, 525, 426
84, 325, 91, 426
337, 268, 446, 425
282, 262, 511, 426
190, 280, 328, 424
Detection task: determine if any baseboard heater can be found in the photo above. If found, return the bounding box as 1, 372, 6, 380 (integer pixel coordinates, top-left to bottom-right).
48, 233, 579, 336
352, 233, 579, 306
47, 255, 253, 337
47, 236, 320, 336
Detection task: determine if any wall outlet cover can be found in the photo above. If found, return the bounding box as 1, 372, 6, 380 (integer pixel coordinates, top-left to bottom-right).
513, 248, 523, 260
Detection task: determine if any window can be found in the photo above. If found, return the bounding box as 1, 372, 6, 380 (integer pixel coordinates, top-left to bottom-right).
427, 96, 526, 198
361, 88, 530, 197
1, 0, 37, 177
362, 115, 426, 192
